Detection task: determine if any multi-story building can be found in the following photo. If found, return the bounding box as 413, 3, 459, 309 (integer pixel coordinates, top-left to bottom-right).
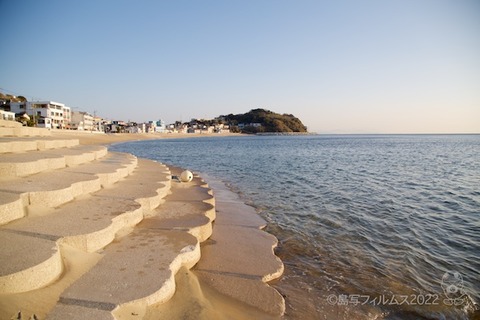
10, 101, 71, 129
71, 111, 94, 131
145, 121, 156, 133
107, 120, 127, 133
93, 116, 105, 132
63, 105, 71, 129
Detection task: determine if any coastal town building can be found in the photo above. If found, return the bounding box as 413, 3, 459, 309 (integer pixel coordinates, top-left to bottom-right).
137, 123, 146, 133
71, 111, 94, 131
168, 124, 178, 133
155, 119, 166, 133
0, 110, 15, 121
126, 122, 143, 134
93, 115, 105, 132
178, 124, 189, 134
215, 124, 230, 133
238, 122, 262, 129
106, 120, 128, 133
37, 117, 52, 129
145, 121, 156, 133
9, 101, 71, 129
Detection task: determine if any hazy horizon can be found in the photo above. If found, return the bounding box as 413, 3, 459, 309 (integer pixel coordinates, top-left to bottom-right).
1, 1, 479, 134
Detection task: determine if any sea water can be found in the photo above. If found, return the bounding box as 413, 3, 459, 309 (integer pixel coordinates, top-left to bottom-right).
111, 135, 480, 320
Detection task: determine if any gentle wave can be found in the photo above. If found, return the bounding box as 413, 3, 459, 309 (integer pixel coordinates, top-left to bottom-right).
112, 135, 480, 319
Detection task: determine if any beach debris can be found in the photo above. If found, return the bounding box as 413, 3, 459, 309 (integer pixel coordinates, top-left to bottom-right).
10, 311, 38, 320
180, 170, 193, 182
12, 311, 21, 320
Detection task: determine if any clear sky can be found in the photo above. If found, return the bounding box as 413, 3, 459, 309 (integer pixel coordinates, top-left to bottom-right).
1, 0, 479, 133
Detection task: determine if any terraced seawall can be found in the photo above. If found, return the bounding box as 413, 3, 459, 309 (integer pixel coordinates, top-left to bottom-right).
0, 120, 285, 320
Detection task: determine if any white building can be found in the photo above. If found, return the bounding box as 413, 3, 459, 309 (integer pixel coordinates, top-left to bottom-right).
10, 101, 71, 129
138, 123, 147, 133
155, 119, 166, 133
145, 121, 156, 133
37, 117, 52, 129
0, 110, 15, 121
215, 124, 230, 133
93, 115, 105, 132
71, 111, 94, 131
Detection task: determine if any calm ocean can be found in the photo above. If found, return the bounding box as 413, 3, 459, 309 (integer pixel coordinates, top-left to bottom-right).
111, 135, 480, 320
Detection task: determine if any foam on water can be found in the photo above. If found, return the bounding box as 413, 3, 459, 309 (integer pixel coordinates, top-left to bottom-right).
112, 135, 480, 319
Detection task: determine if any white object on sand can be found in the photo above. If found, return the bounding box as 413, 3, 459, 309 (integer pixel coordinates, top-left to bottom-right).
180, 170, 193, 182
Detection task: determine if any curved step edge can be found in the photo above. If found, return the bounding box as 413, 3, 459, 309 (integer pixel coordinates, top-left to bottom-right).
0, 153, 138, 226
0, 243, 62, 294
0, 159, 173, 293
0, 204, 146, 293
60, 206, 145, 253
111, 241, 201, 319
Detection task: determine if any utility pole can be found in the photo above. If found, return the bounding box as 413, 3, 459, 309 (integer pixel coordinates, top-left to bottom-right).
93, 110, 97, 132
31, 103, 36, 127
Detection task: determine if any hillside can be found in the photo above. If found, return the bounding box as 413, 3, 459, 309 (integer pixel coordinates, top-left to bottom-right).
0, 92, 27, 103
220, 109, 307, 133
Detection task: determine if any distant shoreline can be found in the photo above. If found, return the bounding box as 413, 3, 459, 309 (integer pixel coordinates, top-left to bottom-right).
51, 130, 246, 145
255, 132, 317, 136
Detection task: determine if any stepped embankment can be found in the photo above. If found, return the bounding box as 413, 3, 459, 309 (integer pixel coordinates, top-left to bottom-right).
0, 122, 284, 319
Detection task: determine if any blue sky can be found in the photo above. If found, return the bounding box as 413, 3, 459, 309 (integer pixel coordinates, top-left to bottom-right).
1, 0, 479, 133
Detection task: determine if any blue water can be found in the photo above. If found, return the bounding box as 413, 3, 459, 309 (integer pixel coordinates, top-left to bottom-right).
112, 135, 480, 319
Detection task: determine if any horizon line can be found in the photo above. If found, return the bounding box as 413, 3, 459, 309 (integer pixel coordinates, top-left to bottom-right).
312, 132, 480, 135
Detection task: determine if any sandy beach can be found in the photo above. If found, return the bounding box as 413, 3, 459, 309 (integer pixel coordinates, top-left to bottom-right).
51, 130, 244, 145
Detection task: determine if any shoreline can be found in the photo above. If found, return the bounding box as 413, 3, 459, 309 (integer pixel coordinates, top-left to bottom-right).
51, 130, 246, 145
142, 174, 285, 319
51, 129, 286, 318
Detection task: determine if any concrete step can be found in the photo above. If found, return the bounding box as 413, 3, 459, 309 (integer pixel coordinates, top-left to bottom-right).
0, 126, 51, 137
47, 168, 214, 319
0, 137, 79, 154
49, 230, 200, 320
167, 169, 215, 207
64, 151, 137, 187
0, 230, 62, 294
0, 152, 136, 225
0, 145, 107, 179
0, 159, 171, 295
95, 159, 171, 211
193, 178, 285, 316
143, 201, 214, 243
0, 195, 143, 294
140, 168, 216, 242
